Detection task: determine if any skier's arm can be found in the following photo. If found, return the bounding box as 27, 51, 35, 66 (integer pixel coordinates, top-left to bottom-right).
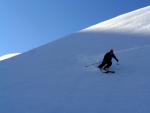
113, 54, 119, 62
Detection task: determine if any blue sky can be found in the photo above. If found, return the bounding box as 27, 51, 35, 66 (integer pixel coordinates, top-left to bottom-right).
0, 0, 150, 56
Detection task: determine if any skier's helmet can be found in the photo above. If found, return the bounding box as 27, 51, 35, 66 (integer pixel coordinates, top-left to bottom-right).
110, 49, 114, 54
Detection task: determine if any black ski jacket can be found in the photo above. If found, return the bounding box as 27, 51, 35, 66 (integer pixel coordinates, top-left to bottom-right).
103, 52, 118, 62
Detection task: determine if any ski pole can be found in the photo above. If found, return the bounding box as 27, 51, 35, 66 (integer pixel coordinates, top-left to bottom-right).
85, 62, 101, 67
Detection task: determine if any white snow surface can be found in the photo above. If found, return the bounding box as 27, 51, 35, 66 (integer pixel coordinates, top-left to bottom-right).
0, 6, 150, 113
0, 53, 21, 61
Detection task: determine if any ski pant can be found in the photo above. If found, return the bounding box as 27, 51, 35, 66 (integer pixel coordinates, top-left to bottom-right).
98, 61, 112, 69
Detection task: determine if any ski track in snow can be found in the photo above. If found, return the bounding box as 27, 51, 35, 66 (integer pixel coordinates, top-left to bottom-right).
116, 44, 150, 53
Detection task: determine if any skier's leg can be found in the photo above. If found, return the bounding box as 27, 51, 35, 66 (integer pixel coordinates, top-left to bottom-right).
98, 61, 106, 68
104, 61, 112, 70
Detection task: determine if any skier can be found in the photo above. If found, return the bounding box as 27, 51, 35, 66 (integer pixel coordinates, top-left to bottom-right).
98, 49, 119, 71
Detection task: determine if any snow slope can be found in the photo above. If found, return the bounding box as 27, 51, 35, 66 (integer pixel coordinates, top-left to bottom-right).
0, 6, 150, 113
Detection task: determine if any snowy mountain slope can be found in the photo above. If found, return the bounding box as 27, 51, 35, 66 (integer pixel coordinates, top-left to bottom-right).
82, 6, 150, 35
0, 6, 150, 113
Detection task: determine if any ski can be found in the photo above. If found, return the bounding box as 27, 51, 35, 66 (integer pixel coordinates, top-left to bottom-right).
103, 70, 115, 73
